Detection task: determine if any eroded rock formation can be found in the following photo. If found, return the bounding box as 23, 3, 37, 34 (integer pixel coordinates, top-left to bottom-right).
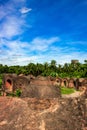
0, 95, 87, 130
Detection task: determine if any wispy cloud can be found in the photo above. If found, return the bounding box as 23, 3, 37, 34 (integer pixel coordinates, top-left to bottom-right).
0, 36, 60, 65
67, 41, 87, 45
0, 16, 24, 39
0, 0, 32, 39
0, 36, 60, 55
30, 37, 60, 51
0, 0, 87, 66
19, 7, 32, 14
0, 37, 87, 66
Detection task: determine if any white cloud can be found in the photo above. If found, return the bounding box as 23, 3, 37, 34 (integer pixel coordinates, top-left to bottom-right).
0, 36, 60, 55
0, 1, 32, 39
30, 37, 60, 51
0, 6, 6, 19
0, 37, 87, 66
0, 0, 86, 66
67, 41, 87, 45
35, 51, 87, 65
0, 37, 60, 65
0, 16, 24, 39
19, 7, 32, 14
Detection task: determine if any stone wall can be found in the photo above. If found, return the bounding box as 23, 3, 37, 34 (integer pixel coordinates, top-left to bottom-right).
2, 74, 87, 97
2, 74, 61, 98
56, 77, 87, 90
2, 74, 30, 93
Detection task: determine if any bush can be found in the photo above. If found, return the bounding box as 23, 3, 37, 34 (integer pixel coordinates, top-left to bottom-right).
50, 72, 58, 77
0, 79, 2, 88
7, 89, 22, 97
15, 89, 22, 97
0, 74, 3, 88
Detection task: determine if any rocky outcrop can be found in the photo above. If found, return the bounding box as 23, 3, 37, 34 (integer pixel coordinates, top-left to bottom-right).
0, 95, 87, 130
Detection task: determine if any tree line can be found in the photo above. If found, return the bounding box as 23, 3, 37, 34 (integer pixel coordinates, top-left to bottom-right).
0, 60, 87, 78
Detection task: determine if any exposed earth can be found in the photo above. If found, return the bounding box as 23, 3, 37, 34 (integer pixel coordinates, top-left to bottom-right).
0, 91, 87, 130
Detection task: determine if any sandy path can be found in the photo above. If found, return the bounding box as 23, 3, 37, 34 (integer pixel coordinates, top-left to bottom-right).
62, 91, 84, 98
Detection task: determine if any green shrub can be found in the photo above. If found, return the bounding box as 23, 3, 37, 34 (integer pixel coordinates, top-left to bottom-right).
7, 89, 22, 97
50, 72, 58, 77
15, 89, 22, 97
0, 78, 2, 88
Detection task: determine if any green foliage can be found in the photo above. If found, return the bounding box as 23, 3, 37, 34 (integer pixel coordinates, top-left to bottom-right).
0, 75, 2, 88
15, 89, 22, 97
61, 87, 75, 94
0, 59, 87, 78
50, 72, 58, 77
7, 93, 15, 97
7, 89, 22, 97
0, 79, 2, 88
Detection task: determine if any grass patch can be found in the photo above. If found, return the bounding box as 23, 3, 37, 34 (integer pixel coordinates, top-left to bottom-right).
61, 87, 75, 94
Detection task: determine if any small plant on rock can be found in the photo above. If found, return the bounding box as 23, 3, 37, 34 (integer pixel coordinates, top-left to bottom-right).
15, 89, 22, 97
7, 89, 22, 97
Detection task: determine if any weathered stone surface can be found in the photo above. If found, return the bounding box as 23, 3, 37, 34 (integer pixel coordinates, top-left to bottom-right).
0, 95, 87, 130
2, 74, 87, 98
1, 74, 87, 130
21, 77, 61, 98
2, 75, 61, 98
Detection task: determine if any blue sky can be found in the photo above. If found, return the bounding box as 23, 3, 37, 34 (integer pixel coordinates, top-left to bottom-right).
0, 0, 87, 66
